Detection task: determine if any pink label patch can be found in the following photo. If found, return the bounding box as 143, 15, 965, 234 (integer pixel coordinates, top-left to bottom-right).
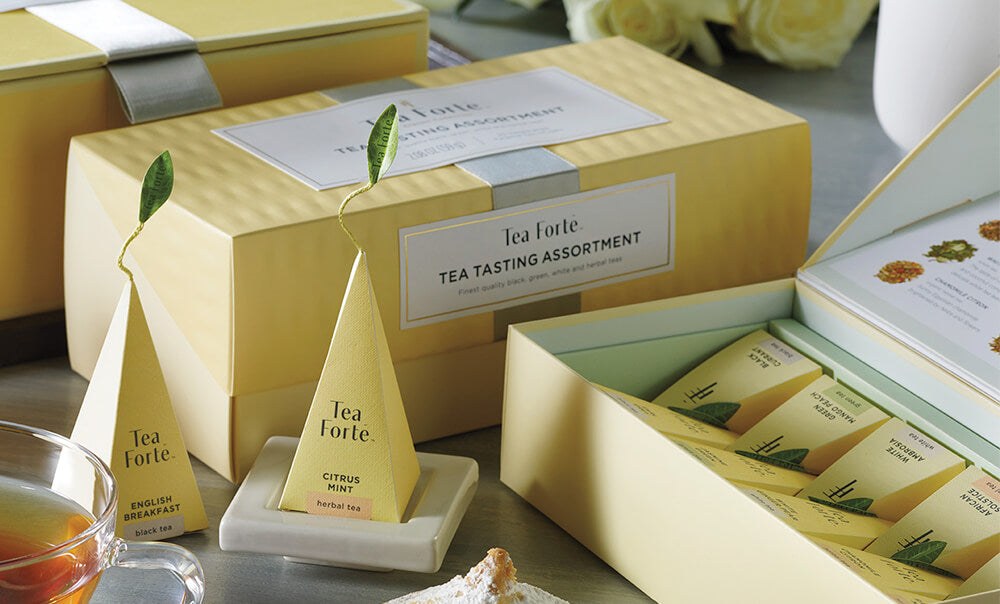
306, 492, 373, 519
972, 475, 1000, 505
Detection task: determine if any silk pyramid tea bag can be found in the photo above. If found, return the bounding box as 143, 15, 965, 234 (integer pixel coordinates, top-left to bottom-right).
280, 106, 420, 522
595, 385, 738, 448
865, 467, 1000, 580
740, 488, 894, 549
798, 418, 965, 521
727, 375, 890, 474
651, 330, 821, 433
55, 152, 207, 540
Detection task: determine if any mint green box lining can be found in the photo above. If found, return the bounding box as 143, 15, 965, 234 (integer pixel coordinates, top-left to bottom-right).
531, 287, 997, 475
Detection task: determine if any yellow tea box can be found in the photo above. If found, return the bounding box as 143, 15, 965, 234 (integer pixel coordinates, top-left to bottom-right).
0, 0, 429, 323
741, 488, 894, 549
798, 419, 966, 521
947, 552, 1000, 600
866, 467, 1000, 580
811, 538, 964, 600
728, 375, 890, 474
596, 385, 738, 448
669, 438, 814, 495
65, 38, 812, 482
652, 330, 821, 433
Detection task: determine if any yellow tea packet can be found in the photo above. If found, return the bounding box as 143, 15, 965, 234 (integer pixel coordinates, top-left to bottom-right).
727, 375, 890, 474
880, 588, 943, 604
866, 467, 1000, 580
947, 552, 1000, 600
740, 488, 894, 549
670, 438, 814, 495
798, 418, 965, 521
811, 537, 963, 600
652, 330, 821, 433
596, 385, 738, 448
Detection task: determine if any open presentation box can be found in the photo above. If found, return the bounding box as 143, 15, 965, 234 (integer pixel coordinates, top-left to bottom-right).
64, 38, 811, 481
0, 0, 428, 322
500, 71, 999, 603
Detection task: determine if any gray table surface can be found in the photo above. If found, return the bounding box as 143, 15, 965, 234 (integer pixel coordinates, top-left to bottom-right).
0, 4, 904, 603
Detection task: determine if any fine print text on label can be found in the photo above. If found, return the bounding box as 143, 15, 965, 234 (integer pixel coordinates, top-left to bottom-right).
398, 175, 674, 328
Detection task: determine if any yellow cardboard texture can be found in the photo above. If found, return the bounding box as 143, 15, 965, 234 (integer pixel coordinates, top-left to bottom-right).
866, 467, 1000, 580
741, 488, 894, 549
728, 375, 891, 474
669, 437, 814, 495
0, 3, 428, 321
595, 384, 739, 448
799, 419, 966, 522
948, 552, 1000, 600
879, 588, 943, 604
652, 329, 822, 432
64, 37, 810, 481
280, 253, 419, 522
68, 282, 207, 539
811, 538, 963, 599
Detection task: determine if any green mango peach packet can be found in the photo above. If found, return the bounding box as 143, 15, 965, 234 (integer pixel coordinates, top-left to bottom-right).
727, 375, 890, 475
866, 466, 1000, 580
810, 537, 963, 600
669, 437, 814, 496
740, 487, 894, 549
651, 330, 821, 433
947, 552, 1000, 600
798, 418, 966, 522
595, 384, 738, 448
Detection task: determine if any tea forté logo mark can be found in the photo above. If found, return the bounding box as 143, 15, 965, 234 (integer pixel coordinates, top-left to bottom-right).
320, 400, 372, 443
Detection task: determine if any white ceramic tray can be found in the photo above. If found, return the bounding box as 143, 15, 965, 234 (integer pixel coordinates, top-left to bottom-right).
219, 436, 478, 572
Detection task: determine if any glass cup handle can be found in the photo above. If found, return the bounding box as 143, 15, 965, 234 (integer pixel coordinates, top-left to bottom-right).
108, 537, 206, 604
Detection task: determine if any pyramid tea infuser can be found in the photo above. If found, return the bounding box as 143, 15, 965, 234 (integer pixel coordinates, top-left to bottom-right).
56, 151, 207, 540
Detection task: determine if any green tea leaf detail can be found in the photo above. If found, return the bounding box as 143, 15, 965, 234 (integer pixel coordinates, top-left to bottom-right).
768, 448, 809, 464
367, 104, 399, 184
668, 402, 740, 428
139, 150, 174, 223
891, 541, 947, 566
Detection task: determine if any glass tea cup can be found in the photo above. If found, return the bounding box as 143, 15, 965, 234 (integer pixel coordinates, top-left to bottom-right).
0, 420, 205, 603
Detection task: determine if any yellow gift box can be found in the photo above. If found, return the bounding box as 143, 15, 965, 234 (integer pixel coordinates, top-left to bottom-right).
500, 70, 999, 602
64, 37, 811, 481
0, 0, 428, 322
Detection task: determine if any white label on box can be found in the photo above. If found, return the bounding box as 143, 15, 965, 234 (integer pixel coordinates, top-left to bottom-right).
212, 67, 666, 190
740, 489, 789, 519
398, 175, 675, 328
894, 427, 944, 459
758, 336, 806, 365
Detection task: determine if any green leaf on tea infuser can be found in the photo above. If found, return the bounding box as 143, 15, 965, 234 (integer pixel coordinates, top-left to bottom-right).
139, 150, 173, 223
367, 105, 399, 185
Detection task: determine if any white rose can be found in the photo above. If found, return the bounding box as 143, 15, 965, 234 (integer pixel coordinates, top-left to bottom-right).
731, 0, 878, 69
564, 0, 731, 65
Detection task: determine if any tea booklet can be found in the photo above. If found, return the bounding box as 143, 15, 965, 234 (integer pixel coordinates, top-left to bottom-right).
802, 194, 999, 404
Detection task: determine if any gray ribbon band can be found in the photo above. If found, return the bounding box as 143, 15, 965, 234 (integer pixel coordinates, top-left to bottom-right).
22, 0, 222, 123
107, 52, 222, 124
